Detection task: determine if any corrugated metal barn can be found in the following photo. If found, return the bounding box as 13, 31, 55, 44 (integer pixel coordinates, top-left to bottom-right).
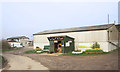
33, 24, 119, 52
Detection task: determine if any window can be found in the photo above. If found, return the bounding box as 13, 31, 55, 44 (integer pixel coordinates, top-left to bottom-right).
50, 41, 54, 46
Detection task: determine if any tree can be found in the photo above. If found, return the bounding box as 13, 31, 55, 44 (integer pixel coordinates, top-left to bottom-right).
0, 40, 11, 49
91, 42, 100, 49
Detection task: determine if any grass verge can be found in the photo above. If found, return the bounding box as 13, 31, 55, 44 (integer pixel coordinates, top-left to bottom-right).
0, 55, 7, 68
0, 48, 23, 52
0, 56, 2, 65
25, 50, 48, 54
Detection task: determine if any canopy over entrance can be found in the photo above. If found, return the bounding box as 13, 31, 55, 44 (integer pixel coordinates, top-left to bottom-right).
47, 35, 75, 53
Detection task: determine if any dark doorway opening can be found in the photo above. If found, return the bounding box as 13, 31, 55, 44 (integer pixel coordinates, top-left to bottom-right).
54, 43, 58, 53
58, 41, 61, 43
54, 41, 62, 53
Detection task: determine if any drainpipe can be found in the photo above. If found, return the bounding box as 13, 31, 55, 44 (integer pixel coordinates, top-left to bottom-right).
118, 28, 120, 48
107, 30, 109, 42
108, 30, 110, 52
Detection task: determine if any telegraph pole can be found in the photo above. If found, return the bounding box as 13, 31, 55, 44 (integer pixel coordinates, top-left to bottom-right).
108, 14, 109, 24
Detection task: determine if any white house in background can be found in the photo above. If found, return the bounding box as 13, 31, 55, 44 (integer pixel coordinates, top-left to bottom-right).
33, 24, 119, 52
7, 36, 33, 48
8, 42, 23, 48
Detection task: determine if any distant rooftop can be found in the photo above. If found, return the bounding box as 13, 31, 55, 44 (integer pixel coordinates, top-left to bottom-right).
34, 24, 114, 35
7, 36, 29, 39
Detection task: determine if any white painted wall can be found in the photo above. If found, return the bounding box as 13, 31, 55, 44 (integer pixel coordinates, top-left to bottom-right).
107, 25, 119, 51
76, 42, 109, 52
108, 25, 119, 43
33, 25, 119, 52
33, 30, 109, 51
8, 42, 23, 48
20, 39, 29, 47
108, 43, 118, 51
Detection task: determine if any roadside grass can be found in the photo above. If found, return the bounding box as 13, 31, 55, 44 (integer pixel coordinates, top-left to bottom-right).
25, 50, 36, 54
0, 56, 2, 65
0, 48, 23, 52
25, 50, 48, 54
62, 48, 119, 56
0, 55, 7, 68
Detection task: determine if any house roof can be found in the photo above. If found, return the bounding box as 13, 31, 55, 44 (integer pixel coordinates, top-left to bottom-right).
8, 40, 17, 42
7, 36, 29, 39
34, 24, 114, 35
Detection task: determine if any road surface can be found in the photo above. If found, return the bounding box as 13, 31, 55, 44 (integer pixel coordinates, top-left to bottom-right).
3, 54, 48, 70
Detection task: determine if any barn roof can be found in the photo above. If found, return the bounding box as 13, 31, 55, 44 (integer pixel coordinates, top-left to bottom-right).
7, 36, 29, 39
34, 24, 114, 35
116, 24, 120, 32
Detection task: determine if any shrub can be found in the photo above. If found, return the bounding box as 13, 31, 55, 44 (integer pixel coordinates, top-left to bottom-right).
74, 50, 81, 52
43, 50, 49, 52
34, 48, 42, 51
85, 48, 103, 53
0, 40, 11, 49
91, 42, 100, 49
0, 56, 7, 68
85, 50, 103, 52
36, 47, 39, 48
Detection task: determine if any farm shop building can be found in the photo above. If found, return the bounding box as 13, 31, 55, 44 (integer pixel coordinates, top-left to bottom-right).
33, 24, 119, 52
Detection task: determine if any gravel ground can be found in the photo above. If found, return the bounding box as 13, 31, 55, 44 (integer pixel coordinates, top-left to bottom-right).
2, 47, 48, 70
3, 54, 48, 70
24, 52, 118, 70
3, 47, 118, 70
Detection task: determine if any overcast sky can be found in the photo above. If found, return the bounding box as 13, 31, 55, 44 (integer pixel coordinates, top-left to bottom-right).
0, 0, 119, 39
